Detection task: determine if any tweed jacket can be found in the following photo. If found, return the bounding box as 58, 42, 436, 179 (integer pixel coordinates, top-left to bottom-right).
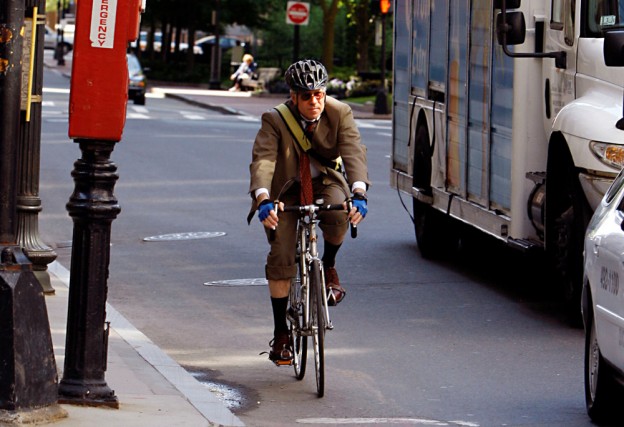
249, 96, 369, 215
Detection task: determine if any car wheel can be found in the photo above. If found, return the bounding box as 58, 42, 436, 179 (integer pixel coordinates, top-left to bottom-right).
134, 94, 146, 105
584, 310, 619, 423
61, 42, 72, 55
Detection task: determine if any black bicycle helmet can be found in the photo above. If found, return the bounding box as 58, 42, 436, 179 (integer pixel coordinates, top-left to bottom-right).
285, 59, 328, 91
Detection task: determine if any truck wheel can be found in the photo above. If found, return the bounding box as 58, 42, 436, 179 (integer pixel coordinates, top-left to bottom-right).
413, 200, 456, 259
412, 122, 457, 258
553, 182, 588, 326
585, 308, 618, 423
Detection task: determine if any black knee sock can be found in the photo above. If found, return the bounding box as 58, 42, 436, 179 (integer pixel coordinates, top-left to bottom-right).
322, 241, 342, 268
271, 296, 289, 335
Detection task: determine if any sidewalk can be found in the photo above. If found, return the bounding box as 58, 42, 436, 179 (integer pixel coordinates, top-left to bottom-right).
43, 262, 244, 427
44, 51, 392, 120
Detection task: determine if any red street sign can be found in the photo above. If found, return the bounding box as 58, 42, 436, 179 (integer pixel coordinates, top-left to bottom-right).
286, 1, 310, 26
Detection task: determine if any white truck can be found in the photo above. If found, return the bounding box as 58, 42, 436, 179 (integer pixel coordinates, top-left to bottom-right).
390, 0, 624, 320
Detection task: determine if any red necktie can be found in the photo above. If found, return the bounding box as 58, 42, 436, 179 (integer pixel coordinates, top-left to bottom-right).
299, 121, 316, 205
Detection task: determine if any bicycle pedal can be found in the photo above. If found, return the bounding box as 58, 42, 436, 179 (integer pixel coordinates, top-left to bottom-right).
274, 359, 293, 366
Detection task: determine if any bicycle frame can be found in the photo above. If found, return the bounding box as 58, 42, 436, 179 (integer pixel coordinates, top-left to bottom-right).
296, 209, 332, 333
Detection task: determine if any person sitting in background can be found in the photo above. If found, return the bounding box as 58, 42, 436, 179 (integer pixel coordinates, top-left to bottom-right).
229, 54, 257, 92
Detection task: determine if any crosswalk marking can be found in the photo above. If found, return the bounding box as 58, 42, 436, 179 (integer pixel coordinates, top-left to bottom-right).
41, 100, 390, 129
126, 112, 150, 119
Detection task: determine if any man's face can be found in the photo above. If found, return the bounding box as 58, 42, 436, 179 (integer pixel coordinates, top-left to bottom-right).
291, 89, 326, 121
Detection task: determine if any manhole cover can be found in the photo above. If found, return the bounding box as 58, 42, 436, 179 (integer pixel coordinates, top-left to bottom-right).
204, 278, 267, 287
143, 231, 226, 242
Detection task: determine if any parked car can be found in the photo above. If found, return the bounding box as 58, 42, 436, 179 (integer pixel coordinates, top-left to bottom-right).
582, 167, 624, 422
194, 36, 244, 55
43, 25, 73, 54
126, 53, 147, 105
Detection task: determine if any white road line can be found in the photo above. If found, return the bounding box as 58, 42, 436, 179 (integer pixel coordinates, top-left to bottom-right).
132, 106, 149, 114
237, 116, 260, 122
126, 112, 150, 120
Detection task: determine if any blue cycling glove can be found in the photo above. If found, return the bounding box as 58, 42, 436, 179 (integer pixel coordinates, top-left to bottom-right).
352, 194, 368, 217
257, 199, 274, 222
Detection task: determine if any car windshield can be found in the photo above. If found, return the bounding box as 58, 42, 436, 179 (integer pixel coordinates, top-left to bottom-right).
586, 0, 624, 34
127, 55, 141, 74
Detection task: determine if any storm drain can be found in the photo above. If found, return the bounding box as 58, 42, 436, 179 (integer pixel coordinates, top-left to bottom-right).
204, 278, 267, 287
143, 231, 226, 242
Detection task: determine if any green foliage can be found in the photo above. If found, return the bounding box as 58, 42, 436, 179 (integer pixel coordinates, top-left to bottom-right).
128, 0, 392, 86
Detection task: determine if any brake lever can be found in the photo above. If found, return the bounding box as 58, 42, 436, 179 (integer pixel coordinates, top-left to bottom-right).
348, 199, 357, 239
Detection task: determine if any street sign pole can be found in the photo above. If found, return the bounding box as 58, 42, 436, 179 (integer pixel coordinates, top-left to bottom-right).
293, 24, 300, 64
286, 2, 309, 64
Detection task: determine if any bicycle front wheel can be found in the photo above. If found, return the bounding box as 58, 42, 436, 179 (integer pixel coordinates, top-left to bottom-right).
289, 275, 307, 380
310, 259, 325, 397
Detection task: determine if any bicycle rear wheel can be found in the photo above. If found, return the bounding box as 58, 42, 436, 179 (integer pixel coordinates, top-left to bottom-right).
310, 259, 325, 397
289, 275, 307, 380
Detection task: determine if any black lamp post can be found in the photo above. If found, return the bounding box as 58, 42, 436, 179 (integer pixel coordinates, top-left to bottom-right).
0, 0, 65, 422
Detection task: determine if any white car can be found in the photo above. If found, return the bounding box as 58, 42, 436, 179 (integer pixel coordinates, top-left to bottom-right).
583, 168, 624, 422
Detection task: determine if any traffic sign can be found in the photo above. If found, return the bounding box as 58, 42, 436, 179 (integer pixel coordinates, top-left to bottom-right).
286, 1, 310, 26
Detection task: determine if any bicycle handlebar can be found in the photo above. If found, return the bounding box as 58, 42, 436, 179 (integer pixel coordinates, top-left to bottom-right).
270, 200, 358, 239
281, 203, 345, 213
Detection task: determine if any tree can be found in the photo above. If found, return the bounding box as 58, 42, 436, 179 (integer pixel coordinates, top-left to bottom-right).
317, 0, 340, 73
344, 0, 373, 73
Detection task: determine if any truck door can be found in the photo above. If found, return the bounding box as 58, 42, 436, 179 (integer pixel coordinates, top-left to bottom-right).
448, 0, 515, 213
542, 0, 577, 130
391, 0, 411, 173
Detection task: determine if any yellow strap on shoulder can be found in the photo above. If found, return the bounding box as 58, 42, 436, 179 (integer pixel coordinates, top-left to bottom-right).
275, 103, 311, 151
275, 103, 342, 171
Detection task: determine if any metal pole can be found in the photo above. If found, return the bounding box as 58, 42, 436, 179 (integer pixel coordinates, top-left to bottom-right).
293, 24, 300, 64
0, 1, 66, 423
17, 0, 57, 294
58, 139, 120, 408
373, 13, 389, 115
209, 0, 221, 89
0, 0, 22, 243
54, 0, 64, 65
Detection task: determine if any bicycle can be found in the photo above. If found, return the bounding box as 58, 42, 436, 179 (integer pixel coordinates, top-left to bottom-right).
273, 198, 356, 398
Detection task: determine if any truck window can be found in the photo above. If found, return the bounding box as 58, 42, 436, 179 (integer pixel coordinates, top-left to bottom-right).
552, 0, 565, 29
552, 0, 576, 45
585, 0, 623, 36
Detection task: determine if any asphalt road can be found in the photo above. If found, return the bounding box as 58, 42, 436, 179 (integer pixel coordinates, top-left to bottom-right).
37, 66, 603, 426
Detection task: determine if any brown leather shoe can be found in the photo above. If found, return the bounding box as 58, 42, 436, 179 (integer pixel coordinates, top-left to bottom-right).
324, 266, 346, 306
269, 332, 293, 363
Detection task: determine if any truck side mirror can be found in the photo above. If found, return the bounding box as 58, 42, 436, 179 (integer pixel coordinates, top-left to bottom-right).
496, 11, 526, 46
604, 30, 624, 67
603, 30, 624, 130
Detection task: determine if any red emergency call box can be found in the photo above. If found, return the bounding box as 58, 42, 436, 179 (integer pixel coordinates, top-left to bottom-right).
69, 0, 143, 141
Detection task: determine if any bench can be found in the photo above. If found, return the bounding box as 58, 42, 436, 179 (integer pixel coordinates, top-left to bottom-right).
241, 67, 282, 91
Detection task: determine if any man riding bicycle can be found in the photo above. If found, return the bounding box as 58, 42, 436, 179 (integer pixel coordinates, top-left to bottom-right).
248, 59, 370, 363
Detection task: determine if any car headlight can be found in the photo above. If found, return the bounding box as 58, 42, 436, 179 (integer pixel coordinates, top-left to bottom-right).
590, 141, 624, 169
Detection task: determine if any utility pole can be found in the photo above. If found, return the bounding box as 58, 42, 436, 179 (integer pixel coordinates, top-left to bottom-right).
0, 0, 66, 423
